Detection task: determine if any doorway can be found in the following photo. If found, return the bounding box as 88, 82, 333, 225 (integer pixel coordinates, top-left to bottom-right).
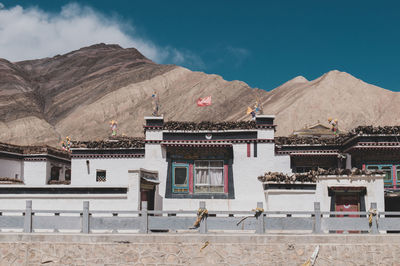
140, 187, 155, 211
335, 192, 361, 233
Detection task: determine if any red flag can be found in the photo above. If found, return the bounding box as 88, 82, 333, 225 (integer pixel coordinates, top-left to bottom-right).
197, 96, 212, 106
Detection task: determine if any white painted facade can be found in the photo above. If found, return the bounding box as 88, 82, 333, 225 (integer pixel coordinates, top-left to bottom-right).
264, 175, 385, 213
0, 158, 23, 179
316, 175, 385, 212
0, 115, 387, 213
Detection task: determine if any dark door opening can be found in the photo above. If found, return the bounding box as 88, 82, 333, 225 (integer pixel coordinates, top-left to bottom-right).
385, 196, 400, 233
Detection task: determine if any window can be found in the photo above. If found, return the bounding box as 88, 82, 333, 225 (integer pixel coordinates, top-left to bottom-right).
65, 169, 71, 181
195, 160, 224, 193
172, 163, 189, 193
50, 166, 61, 181
96, 170, 106, 182
367, 165, 392, 186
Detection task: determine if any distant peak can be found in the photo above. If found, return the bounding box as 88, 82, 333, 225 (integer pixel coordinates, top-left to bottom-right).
321, 70, 356, 80
79, 43, 123, 51
291, 76, 308, 83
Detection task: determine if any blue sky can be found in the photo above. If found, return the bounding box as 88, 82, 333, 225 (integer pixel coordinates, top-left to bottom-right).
0, 0, 399, 91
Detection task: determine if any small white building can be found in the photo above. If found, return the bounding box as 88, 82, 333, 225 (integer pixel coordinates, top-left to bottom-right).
263, 175, 384, 213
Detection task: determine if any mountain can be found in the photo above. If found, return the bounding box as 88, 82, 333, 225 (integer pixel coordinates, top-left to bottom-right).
0, 44, 399, 146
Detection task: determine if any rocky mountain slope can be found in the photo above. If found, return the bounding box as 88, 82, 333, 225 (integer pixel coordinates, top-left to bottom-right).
1, 43, 399, 146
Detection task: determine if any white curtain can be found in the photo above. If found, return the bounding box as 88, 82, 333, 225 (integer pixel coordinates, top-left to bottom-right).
210, 169, 223, 186
196, 169, 208, 184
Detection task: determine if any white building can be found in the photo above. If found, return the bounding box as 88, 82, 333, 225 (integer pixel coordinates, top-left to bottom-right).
0, 116, 386, 214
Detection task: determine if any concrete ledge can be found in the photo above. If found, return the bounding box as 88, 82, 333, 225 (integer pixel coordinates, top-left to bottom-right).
1, 233, 400, 244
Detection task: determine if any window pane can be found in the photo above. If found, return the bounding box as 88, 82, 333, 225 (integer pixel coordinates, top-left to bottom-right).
210, 169, 223, 185
195, 161, 209, 168
210, 161, 223, 168
195, 169, 208, 184
209, 186, 224, 193
384, 171, 392, 181
367, 166, 378, 170
96, 171, 106, 182
195, 185, 210, 193
174, 168, 187, 185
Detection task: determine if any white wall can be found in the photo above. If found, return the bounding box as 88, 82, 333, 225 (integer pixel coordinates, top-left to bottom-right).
0, 158, 23, 179
265, 190, 316, 211
23, 161, 47, 186
71, 157, 145, 186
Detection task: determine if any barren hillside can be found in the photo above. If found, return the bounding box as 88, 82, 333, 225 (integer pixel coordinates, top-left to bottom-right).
0, 44, 399, 146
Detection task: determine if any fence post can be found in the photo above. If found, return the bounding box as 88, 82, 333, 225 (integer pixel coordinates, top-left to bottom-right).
82, 201, 90, 234
199, 201, 208, 234
140, 201, 148, 233
24, 200, 32, 233
256, 202, 265, 234
313, 202, 322, 234
370, 202, 379, 234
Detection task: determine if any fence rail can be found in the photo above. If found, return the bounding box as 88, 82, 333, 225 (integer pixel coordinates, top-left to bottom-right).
0, 201, 399, 234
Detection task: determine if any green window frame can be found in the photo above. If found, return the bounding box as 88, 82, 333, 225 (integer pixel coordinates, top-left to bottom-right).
172, 162, 189, 193
366, 164, 393, 187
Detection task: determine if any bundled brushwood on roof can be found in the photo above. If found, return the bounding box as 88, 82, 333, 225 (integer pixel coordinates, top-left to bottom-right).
47, 180, 71, 185
0, 142, 69, 158
23, 145, 70, 158
0, 142, 24, 154
71, 136, 145, 149
258, 168, 385, 183
163, 121, 257, 131
349, 125, 400, 135
276, 125, 400, 146
0, 177, 24, 184
275, 136, 345, 146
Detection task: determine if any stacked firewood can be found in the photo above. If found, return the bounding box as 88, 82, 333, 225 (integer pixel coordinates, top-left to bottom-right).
258, 167, 385, 183
274, 136, 344, 146
163, 121, 257, 131
48, 180, 71, 185
23, 145, 70, 158
349, 126, 400, 136
0, 177, 24, 184
276, 126, 400, 146
0, 142, 23, 154
71, 136, 145, 149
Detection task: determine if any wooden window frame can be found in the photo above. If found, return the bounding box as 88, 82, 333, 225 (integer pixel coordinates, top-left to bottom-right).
366, 164, 393, 187
194, 160, 224, 194
172, 162, 189, 193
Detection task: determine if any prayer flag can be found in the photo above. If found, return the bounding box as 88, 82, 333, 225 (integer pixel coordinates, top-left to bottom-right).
246, 106, 253, 115
197, 96, 212, 106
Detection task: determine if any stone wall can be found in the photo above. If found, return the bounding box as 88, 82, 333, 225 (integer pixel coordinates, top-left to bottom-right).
0, 234, 399, 265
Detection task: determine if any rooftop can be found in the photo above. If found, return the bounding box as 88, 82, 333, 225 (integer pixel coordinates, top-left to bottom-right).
162, 121, 258, 131
0, 142, 70, 159
258, 168, 385, 184
71, 136, 145, 149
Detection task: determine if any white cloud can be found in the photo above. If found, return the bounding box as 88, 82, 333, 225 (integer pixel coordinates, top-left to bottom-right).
0, 3, 201, 66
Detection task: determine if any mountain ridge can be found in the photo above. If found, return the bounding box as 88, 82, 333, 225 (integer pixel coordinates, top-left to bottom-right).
0, 43, 399, 146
